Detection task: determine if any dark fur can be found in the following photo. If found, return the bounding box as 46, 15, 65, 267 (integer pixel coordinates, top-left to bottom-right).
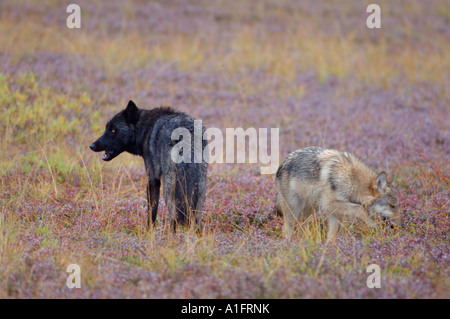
90, 100, 208, 231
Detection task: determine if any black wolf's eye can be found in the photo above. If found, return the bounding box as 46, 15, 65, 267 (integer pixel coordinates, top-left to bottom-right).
111, 128, 117, 134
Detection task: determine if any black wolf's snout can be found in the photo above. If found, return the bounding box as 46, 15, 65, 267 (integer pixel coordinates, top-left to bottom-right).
90, 142, 100, 152
90, 139, 105, 152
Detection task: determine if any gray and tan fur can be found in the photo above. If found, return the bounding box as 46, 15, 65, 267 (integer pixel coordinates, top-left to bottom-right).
276, 147, 401, 240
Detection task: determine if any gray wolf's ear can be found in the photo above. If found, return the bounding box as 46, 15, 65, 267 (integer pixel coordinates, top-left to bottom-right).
124, 100, 139, 124
375, 172, 387, 191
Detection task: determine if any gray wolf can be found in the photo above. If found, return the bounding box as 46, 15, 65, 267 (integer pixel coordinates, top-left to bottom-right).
90, 100, 208, 231
275, 146, 401, 240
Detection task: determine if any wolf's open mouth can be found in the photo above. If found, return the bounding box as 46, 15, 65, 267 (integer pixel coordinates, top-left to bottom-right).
102, 150, 114, 161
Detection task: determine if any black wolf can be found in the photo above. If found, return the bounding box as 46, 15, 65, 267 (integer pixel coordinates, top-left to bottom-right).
90, 100, 208, 231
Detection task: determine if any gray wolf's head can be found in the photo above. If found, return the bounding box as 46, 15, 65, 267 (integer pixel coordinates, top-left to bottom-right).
368, 172, 402, 228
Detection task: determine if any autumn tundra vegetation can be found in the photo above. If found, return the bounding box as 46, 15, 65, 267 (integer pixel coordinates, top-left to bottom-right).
0, 1, 448, 298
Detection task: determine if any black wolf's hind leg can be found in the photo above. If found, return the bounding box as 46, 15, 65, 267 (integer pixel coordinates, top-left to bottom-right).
165, 195, 178, 233
194, 187, 206, 234
147, 180, 161, 229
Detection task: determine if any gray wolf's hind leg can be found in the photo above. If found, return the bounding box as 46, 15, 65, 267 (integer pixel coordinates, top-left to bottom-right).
279, 192, 305, 238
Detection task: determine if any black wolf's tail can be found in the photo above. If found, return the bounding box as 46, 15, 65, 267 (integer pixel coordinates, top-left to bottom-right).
174, 165, 200, 226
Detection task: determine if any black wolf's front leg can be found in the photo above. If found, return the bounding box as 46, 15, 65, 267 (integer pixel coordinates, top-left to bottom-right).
147, 180, 161, 229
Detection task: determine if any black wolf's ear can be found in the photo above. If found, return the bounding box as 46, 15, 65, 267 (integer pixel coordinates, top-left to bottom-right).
375, 172, 387, 191
124, 100, 139, 124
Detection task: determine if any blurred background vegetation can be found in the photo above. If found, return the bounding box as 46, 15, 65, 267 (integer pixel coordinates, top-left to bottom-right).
0, 0, 448, 298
